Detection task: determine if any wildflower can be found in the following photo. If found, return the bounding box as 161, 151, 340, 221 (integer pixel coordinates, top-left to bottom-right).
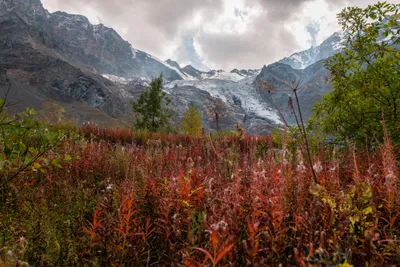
211, 220, 228, 232
313, 161, 323, 173
297, 161, 306, 172
106, 184, 113, 191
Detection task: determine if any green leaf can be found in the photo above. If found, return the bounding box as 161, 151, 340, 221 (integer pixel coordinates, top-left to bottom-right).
33, 162, 42, 169
52, 159, 63, 169
362, 206, 373, 215
29, 147, 38, 155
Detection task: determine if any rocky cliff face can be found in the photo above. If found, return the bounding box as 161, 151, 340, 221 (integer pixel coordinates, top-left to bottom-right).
48, 11, 183, 81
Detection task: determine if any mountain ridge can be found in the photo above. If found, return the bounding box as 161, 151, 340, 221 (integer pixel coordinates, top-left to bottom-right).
278, 32, 345, 69
0, 0, 345, 134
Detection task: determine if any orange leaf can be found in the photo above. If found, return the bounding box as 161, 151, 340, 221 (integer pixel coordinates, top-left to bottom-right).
83, 226, 91, 235
215, 243, 234, 264
248, 223, 255, 238
114, 227, 125, 236
183, 258, 203, 267
252, 240, 259, 257
390, 215, 398, 227
211, 231, 219, 251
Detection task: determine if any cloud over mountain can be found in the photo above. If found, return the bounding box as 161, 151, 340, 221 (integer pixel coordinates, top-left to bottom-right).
42, 0, 384, 70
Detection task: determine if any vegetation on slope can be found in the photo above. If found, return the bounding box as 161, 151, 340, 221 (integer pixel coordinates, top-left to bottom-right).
0, 121, 399, 266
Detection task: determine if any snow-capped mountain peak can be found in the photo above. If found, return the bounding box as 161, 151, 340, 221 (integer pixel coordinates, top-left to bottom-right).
230, 69, 261, 78
278, 32, 345, 69
162, 61, 261, 83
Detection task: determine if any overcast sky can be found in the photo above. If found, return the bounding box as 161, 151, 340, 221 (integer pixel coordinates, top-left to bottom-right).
41, 0, 382, 70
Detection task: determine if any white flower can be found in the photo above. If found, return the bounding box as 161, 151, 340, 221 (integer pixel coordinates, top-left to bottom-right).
313, 161, 323, 173
211, 220, 228, 231
106, 184, 113, 191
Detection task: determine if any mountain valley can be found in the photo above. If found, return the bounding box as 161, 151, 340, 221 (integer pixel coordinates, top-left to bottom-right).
0, 0, 343, 134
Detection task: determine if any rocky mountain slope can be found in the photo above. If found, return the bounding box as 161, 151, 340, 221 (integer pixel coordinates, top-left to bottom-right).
0, 0, 344, 134
255, 60, 331, 124
48, 12, 183, 81
278, 32, 345, 69
0, 0, 186, 124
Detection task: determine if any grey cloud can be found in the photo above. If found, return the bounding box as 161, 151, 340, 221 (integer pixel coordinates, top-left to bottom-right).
251, 0, 313, 20
42, 0, 392, 71
42, 0, 224, 58
189, 0, 390, 69
194, 0, 313, 69
196, 10, 300, 70
143, 0, 223, 37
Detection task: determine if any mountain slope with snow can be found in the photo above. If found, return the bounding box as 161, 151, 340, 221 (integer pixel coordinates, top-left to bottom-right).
166, 62, 261, 82
278, 32, 345, 69
165, 75, 282, 134
0, 0, 351, 134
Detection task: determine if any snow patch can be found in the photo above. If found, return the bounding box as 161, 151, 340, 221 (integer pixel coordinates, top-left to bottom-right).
206, 71, 245, 82
102, 74, 128, 84
131, 46, 138, 59
332, 40, 345, 51
245, 100, 282, 125
166, 80, 229, 102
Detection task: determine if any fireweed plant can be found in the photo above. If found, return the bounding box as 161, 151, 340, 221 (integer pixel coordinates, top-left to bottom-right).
0, 122, 398, 266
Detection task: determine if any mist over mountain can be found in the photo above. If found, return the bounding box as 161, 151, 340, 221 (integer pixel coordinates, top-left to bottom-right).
172, 35, 211, 72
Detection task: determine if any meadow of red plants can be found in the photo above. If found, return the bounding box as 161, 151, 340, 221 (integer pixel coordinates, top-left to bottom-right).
1, 124, 399, 266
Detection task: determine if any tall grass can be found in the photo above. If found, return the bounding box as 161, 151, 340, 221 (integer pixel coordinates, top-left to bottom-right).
0, 125, 399, 266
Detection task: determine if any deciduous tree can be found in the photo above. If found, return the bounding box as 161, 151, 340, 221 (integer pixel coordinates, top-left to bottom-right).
181, 103, 202, 137
311, 2, 400, 145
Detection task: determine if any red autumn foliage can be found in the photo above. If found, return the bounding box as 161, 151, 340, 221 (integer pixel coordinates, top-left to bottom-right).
1, 125, 399, 266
